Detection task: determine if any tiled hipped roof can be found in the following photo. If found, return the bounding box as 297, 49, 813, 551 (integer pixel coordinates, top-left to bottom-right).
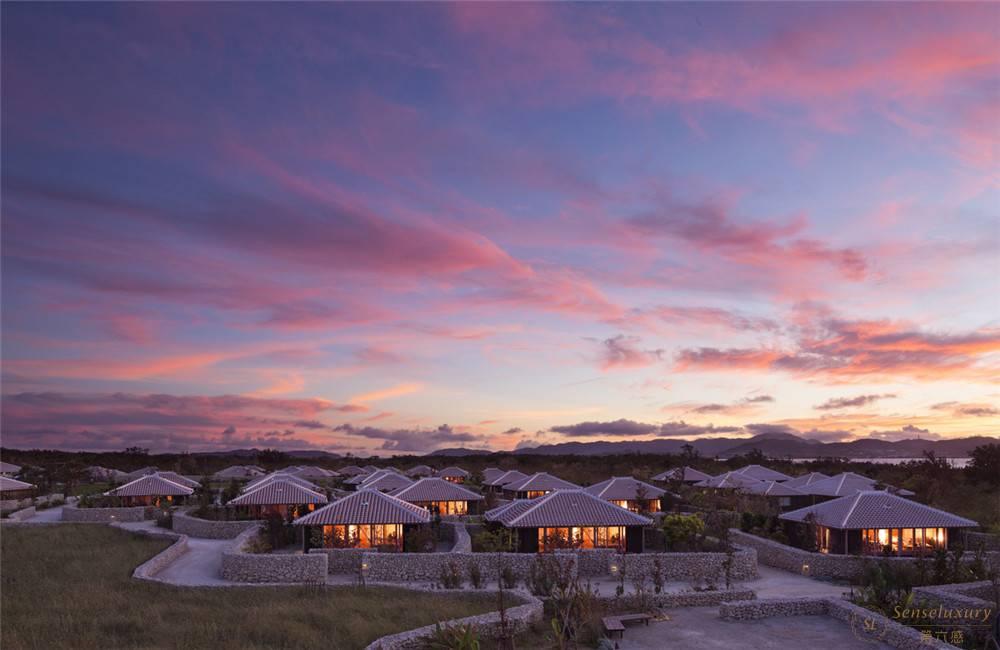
245, 473, 321, 492
584, 477, 665, 501
782, 472, 831, 489
780, 491, 977, 530
0, 476, 35, 491
485, 490, 652, 528
294, 489, 430, 526
436, 466, 470, 478
742, 480, 806, 497
733, 464, 793, 482
799, 472, 914, 497
229, 479, 328, 506
651, 466, 712, 483
485, 470, 529, 487
503, 472, 579, 492
391, 477, 483, 503
106, 474, 194, 497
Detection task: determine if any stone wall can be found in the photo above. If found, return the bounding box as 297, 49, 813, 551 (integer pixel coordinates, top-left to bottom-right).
719, 598, 954, 650
173, 509, 259, 539
363, 588, 543, 650
610, 588, 756, 611
5, 507, 36, 522
911, 580, 997, 639
963, 531, 1000, 551
616, 547, 758, 582
126, 527, 190, 582
311, 546, 757, 586
61, 504, 149, 523
220, 525, 328, 584
730, 530, 997, 582
720, 597, 830, 620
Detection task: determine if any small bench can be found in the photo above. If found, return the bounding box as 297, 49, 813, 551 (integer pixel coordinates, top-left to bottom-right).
602, 612, 651, 639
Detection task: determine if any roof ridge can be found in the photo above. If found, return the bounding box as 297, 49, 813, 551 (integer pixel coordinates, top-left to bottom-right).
839, 490, 864, 528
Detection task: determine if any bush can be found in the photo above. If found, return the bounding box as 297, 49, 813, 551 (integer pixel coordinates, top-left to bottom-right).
425, 622, 480, 650
406, 525, 437, 553
468, 563, 483, 589
501, 565, 518, 590
439, 561, 463, 589
155, 508, 173, 529
661, 513, 705, 551
244, 534, 272, 554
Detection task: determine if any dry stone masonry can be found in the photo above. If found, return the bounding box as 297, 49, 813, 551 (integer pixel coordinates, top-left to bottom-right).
173, 509, 259, 539
61, 504, 149, 523
220, 525, 328, 584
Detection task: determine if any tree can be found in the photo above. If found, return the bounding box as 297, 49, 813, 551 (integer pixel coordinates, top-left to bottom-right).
661, 514, 705, 551
966, 444, 1000, 487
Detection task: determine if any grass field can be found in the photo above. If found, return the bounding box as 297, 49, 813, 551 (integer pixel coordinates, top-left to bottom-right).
1, 525, 505, 650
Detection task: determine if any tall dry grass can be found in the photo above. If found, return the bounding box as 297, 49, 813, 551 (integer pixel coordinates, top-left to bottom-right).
1, 525, 502, 649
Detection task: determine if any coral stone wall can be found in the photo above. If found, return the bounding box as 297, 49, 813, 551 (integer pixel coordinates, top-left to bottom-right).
963, 531, 1000, 551
363, 589, 542, 650
310, 546, 757, 585
128, 528, 190, 582
220, 525, 328, 584
172, 510, 259, 539
719, 598, 955, 650
731, 530, 998, 582
61, 504, 149, 523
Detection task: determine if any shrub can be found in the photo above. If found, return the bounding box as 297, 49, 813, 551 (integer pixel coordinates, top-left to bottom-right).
405, 525, 437, 553
439, 561, 463, 589
155, 508, 173, 529
500, 565, 518, 590
651, 557, 665, 594
661, 514, 705, 551
425, 622, 480, 650
468, 563, 483, 589
244, 534, 272, 554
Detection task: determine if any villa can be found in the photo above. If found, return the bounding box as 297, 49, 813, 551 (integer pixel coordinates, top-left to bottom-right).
245, 472, 321, 492
336, 465, 368, 477
105, 473, 193, 506
734, 464, 793, 482
782, 472, 831, 489
502, 472, 580, 499
391, 477, 484, 515
86, 466, 128, 482
228, 478, 328, 519
584, 476, 665, 513
695, 471, 763, 490
484, 469, 529, 493
286, 466, 340, 480
798, 472, 915, 501
124, 466, 160, 481
484, 490, 652, 553
213, 465, 265, 480
405, 465, 435, 478
741, 480, 809, 510
0, 461, 22, 477
436, 466, 470, 484
779, 490, 978, 556
155, 471, 201, 489
296, 488, 431, 552
651, 466, 712, 484
356, 469, 414, 493
0, 476, 35, 500
482, 467, 505, 483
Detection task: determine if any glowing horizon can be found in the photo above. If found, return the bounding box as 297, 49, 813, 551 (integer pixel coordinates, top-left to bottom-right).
1, 3, 998, 455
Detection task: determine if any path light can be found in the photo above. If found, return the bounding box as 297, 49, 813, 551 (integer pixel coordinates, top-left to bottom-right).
609, 560, 620, 576
801, 563, 810, 576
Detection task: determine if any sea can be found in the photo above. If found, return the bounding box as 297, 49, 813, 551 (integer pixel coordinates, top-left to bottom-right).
790, 457, 972, 468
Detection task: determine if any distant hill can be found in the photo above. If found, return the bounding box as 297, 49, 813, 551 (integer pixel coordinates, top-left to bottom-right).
424, 447, 494, 457
191, 449, 341, 460
513, 434, 997, 458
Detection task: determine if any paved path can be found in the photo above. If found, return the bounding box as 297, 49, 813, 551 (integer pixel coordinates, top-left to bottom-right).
617, 606, 891, 650
20, 505, 66, 523
155, 537, 233, 586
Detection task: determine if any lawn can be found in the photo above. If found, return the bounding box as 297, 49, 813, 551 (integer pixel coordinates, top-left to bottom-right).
1, 525, 506, 650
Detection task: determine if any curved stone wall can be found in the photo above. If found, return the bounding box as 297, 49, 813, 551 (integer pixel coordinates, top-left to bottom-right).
363, 588, 542, 650
173, 510, 259, 539
220, 525, 328, 584
62, 504, 148, 523
127, 528, 190, 582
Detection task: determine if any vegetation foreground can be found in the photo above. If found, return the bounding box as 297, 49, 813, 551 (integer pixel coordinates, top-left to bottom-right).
1, 525, 502, 650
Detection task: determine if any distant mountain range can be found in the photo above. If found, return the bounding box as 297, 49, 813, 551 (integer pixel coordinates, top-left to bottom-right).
506, 433, 998, 458
135, 434, 998, 460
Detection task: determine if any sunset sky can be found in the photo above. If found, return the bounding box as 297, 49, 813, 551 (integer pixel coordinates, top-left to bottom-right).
2, 3, 998, 455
